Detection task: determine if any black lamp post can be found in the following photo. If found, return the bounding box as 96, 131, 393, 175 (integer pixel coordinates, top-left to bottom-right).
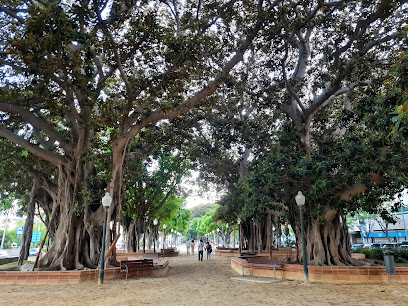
153, 218, 158, 254
251, 217, 254, 252
295, 191, 309, 281
143, 215, 148, 254
272, 226, 275, 249
98, 192, 112, 285
163, 223, 166, 249
226, 223, 229, 248
237, 218, 241, 257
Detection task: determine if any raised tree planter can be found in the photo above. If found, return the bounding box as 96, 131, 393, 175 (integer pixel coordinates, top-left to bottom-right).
159, 248, 179, 257
0, 257, 18, 265
116, 251, 144, 261
352, 253, 366, 259
231, 257, 408, 282
0, 268, 120, 285
216, 249, 297, 261
0, 255, 169, 285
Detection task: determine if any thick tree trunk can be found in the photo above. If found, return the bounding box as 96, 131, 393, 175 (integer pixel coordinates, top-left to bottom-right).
277, 223, 282, 249
102, 138, 130, 261
249, 222, 253, 252
267, 214, 272, 258
38, 162, 102, 270
37, 188, 57, 243
233, 227, 235, 248
18, 183, 36, 266
124, 218, 146, 253
124, 221, 136, 252
257, 223, 262, 252
295, 208, 355, 266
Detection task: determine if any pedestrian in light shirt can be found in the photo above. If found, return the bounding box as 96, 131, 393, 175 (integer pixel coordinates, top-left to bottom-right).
191, 240, 195, 255
186, 239, 191, 255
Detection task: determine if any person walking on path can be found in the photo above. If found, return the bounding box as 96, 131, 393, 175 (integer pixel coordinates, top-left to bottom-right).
186, 239, 191, 255
198, 239, 205, 261
191, 240, 195, 255
205, 242, 212, 260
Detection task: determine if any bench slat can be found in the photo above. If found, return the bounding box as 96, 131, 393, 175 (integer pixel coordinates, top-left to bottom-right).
244, 259, 283, 280
120, 259, 154, 280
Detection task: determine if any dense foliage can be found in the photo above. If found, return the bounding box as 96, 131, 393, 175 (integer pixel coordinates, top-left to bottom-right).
190, 204, 217, 219
356, 247, 408, 263
1, 0, 407, 268
384, 31, 408, 146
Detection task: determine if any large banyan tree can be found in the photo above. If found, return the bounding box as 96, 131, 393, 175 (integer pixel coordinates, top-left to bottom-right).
217, 1, 408, 265
0, 0, 267, 269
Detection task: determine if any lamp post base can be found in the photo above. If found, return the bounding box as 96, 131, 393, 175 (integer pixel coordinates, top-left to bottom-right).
98, 209, 108, 285
299, 207, 309, 281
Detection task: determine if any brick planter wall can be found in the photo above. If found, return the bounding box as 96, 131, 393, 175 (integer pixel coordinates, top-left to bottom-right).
231, 258, 408, 282
0, 267, 121, 285
216, 249, 297, 261
0, 259, 169, 285
116, 252, 143, 261
218, 249, 364, 261
116, 251, 177, 260
351, 253, 366, 259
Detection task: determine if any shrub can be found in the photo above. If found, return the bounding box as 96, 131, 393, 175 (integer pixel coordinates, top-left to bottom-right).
355, 247, 370, 257
355, 247, 408, 261
370, 248, 385, 260
392, 248, 408, 261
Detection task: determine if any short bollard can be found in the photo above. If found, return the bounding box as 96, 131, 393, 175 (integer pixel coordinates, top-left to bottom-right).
383, 249, 396, 275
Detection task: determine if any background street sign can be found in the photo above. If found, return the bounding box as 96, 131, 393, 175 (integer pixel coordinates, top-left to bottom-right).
16, 226, 24, 236
31, 231, 41, 243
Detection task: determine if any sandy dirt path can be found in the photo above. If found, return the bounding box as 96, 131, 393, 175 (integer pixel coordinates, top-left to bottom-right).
2, 253, 408, 305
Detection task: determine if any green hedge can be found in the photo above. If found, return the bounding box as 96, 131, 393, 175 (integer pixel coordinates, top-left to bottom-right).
355, 247, 408, 263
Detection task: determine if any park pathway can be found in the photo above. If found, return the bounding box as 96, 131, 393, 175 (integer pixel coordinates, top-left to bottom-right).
2, 251, 408, 305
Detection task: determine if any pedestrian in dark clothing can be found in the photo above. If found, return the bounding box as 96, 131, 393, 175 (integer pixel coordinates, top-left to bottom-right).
205, 242, 212, 260
198, 239, 205, 261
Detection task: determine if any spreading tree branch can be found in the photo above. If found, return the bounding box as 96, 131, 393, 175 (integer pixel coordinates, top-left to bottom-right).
0, 103, 69, 152
0, 127, 68, 166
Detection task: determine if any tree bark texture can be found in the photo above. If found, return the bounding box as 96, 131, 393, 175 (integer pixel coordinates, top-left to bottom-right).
267, 213, 272, 258
18, 183, 36, 266
294, 209, 354, 266
124, 218, 145, 253
39, 162, 103, 270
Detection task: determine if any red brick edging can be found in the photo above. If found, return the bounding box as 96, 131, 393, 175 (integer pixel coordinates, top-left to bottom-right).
231, 258, 408, 282
216, 249, 297, 261
0, 268, 120, 285
0, 260, 169, 285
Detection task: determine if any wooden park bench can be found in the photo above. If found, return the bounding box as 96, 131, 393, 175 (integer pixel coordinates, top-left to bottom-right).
242, 257, 283, 280
217, 249, 233, 254
0, 256, 18, 265
119, 259, 154, 280
159, 248, 179, 257
238, 254, 258, 260
142, 253, 159, 259
216, 247, 238, 250
216, 247, 239, 256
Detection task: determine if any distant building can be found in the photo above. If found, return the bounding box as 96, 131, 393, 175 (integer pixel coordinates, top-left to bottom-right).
350, 211, 408, 244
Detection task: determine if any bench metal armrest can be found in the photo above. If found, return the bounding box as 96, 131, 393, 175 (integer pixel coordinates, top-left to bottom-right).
120, 263, 129, 280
